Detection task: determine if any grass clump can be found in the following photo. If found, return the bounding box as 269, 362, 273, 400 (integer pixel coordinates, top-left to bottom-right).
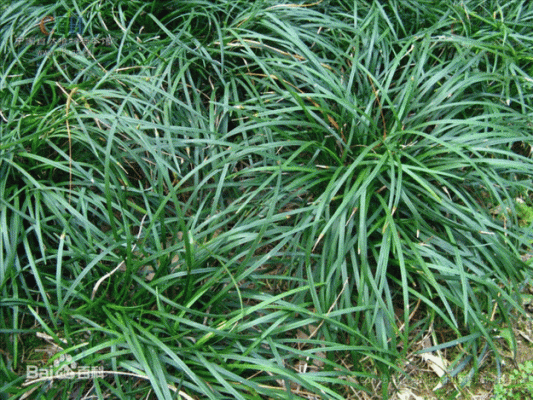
493, 361, 533, 400
1, 0, 533, 398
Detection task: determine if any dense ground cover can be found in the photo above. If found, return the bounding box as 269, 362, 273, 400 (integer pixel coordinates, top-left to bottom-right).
1, 0, 533, 398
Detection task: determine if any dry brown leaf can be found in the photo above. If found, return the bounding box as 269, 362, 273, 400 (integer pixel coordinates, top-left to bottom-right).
419, 353, 448, 390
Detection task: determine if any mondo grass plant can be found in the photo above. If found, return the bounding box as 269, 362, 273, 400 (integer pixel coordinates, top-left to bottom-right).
1, 0, 533, 398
